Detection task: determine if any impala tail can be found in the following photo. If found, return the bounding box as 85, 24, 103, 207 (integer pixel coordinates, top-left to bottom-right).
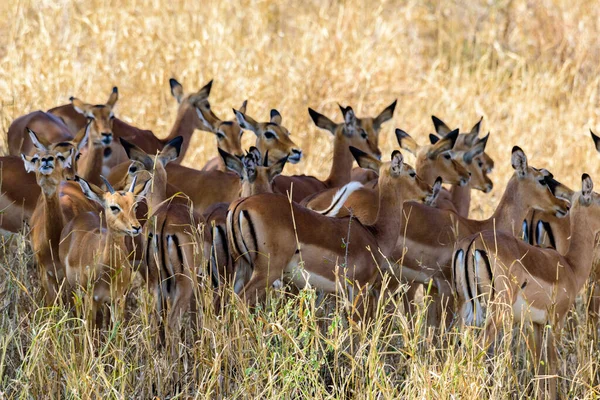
314, 181, 363, 217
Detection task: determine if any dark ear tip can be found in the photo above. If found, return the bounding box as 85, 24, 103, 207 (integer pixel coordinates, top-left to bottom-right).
112, 87, 118, 93
348, 146, 366, 160
391, 149, 402, 159
395, 128, 408, 138
447, 129, 459, 139
512, 145, 523, 154
169, 78, 179, 88
69, 96, 75, 101
428, 133, 440, 144
435, 176, 443, 185
583, 173, 591, 181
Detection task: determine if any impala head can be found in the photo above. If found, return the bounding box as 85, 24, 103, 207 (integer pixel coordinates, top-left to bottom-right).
233, 108, 302, 165
219, 146, 288, 197
70, 87, 118, 146
337, 100, 397, 152
196, 101, 246, 159
309, 105, 382, 159
118, 136, 183, 194
169, 78, 217, 133
430, 132, 493, 193
349, 146, 441, 205
395, 128, 470, 186
75, 174, 149, 236
21, 128, 73, 194
510, 146, 570, 217
432, 115, 495, 174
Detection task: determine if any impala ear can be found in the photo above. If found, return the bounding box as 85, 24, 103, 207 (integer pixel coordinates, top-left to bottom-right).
106, 87, 118, 108
341, 106, 356, 126
119, 138, 153, 170
428, 134, 440, 145
390, 150, 404, 176
373, 99, 397, 131
198, 79, 213, 98
464, 116, 483, 146
428, 129, 458, 158
581, 173, 593, 204
431, 115, 452, 136
239, 99, 248, 115
59, 149, 74, 169
308, 108, 338, 134
218, 148, 244, 177
21, 154, 38, 173
195, 107, 218, 132
267, 155, 288, 182
233, 109, 260, 135
75, 175, 105, 206
70, 97, 91, 117
158, 136, 183, 166
463, 133, 489, 164
511, 146, 528, 178
169, 78, 184, 104
590, 130, 600, 153
349, 146, 381, 172
27, 128, 49, 151
73, 121, 91, 153
270, 109, 282, 125
395, 129, 419, 155
426, 177, 443, 206
247, 146, 262, 164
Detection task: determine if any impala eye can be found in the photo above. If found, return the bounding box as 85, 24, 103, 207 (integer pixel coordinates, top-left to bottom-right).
264, 131, 276, 140
444, 153, 452, 160
75, 153, 81, 161
478, 160, 484, 168
57, 155, 65, 162
31, 157, 39, 163
110, 205, 120, 213
360, 130, 368, 139
409, 171, 416, 178
216, 132, 225, 140
538, 179, 547, 186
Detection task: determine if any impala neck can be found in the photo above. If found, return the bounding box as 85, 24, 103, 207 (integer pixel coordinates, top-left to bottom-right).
564, 200, 597, 289
102, 222, 128, 270
40, 182, 65, 248
483, 175, 527, 234
450, 184, 471, 217
165, 105, 196, 159
371, 175, 403, 255
146, 167, 168, 213
79, 143, 104, 187
325, 136, 353, 188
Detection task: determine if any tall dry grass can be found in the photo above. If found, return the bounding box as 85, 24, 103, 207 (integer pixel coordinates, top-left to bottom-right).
0, 0, 599, 397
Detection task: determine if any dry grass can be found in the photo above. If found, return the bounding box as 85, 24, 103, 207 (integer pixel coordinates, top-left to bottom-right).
1, 0, 600, 398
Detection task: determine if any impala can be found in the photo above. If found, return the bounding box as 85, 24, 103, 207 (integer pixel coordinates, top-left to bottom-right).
263, 106, 381, 202
453, 174, 600, 399
197, 100, 248, 171
205, 147, 290, 291
115, 137, 209, 332
430, 116, 494, 217
59, 175, 148, 326
343, 100, 397, 183
21, 130, 75, 305
226, 147, 438, 312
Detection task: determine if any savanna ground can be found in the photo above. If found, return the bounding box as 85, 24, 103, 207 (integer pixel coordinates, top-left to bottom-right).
0, 0, 599, 398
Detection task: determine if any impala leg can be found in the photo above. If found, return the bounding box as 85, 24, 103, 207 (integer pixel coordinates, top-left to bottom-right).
167, 273, 193, 335
532, 323, 559, 399
588, 281, 600, 332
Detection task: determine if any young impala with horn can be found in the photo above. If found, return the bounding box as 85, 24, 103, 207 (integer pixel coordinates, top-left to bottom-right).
118, 137, 209, 332
59, 175, 149, 326
453, 174, 600, 399
227, 148, 439, 314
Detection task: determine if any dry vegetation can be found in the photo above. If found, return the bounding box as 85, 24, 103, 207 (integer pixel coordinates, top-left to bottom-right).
1, 0, 600, 398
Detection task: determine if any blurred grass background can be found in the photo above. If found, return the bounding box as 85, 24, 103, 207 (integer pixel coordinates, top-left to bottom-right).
1, 0, 600, 397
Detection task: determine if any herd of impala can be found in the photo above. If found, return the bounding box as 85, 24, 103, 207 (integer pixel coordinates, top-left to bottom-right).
1, 78, 599, 397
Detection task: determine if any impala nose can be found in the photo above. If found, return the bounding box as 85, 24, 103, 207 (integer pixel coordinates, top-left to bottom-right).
289, 149, 302, 164
484, 182, 493, 193
101, 133, 113, 145
131, 226, 142, 235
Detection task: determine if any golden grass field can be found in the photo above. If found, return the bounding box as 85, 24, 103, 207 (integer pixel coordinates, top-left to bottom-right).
1, 0, 600, 398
